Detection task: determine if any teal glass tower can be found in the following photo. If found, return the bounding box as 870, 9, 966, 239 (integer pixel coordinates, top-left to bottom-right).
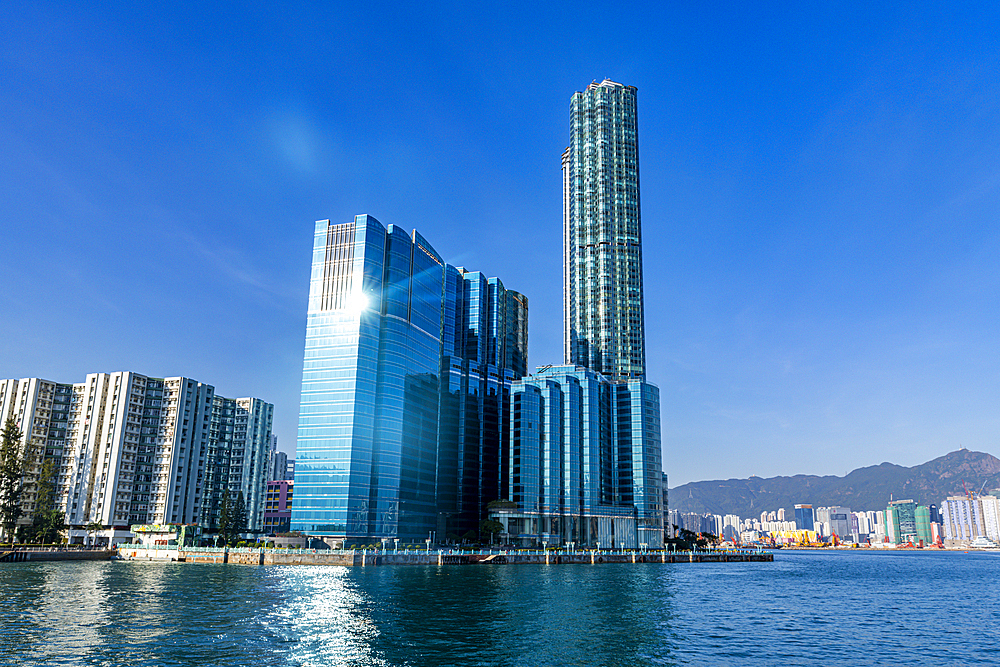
491, 78, 663, 548
498, 365, 662, 549
563, 79, 645, 382
292, 215, 527, 543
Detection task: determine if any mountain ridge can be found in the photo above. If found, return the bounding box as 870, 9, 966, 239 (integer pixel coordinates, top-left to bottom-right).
669, 449, 1000, 516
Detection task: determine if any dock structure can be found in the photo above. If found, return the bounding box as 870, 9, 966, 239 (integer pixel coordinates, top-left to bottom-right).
115, 546, 773, 566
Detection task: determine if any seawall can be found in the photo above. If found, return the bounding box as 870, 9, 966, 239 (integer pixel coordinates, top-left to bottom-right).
132, 548, 773, 566
0, 548, 113, 563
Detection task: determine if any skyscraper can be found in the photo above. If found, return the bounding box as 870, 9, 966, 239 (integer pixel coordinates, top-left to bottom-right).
492, 79, 663, 548
563, 79, 645, 382
292, 215, 526, 544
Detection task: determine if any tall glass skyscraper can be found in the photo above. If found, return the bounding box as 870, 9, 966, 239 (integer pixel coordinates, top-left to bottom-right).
292, 215, 527, 544
563, 79, 645, 382
491, 80, 664, 548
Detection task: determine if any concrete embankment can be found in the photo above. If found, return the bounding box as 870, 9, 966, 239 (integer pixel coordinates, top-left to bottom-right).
128, 548, 773, 566
0, 548, 113, 563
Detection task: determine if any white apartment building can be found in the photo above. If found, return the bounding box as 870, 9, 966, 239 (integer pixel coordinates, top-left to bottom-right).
205, 396, 274, 533
0, 378, 72, 525
977, 495, 1000, 542
0, 373, 273, 544
941, 495, 985, 546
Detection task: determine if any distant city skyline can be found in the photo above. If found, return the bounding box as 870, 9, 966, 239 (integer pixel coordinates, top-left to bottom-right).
3, 3, 998, 485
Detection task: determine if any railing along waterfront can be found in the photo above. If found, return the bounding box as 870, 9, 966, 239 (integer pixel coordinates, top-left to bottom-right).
165, 546, 768, 557
111, 543, 772, 566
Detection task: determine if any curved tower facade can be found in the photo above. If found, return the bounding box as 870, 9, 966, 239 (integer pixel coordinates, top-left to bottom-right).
563, 79, 645, 382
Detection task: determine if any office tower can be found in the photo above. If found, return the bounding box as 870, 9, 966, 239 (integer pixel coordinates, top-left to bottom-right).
495, 78, 663, 548
885, 499, 918, 544
292, 215, 526, 544
794, 504, 814, 531
563, 79, 645, 382
494, 365, 662, 548
0, 374, 272, 542
436, 268, 528, 540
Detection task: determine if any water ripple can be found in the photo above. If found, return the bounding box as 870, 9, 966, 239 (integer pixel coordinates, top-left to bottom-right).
2, 551, 999, 666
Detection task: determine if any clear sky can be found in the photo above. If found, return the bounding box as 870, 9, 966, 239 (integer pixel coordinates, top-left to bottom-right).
2, 3, 998, 486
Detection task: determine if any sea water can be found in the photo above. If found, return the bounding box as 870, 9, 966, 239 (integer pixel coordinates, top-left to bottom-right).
2, 549, 999, 666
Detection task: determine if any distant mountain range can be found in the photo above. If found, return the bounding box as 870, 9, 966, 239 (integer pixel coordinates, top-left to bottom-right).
669, 449, 1000, 517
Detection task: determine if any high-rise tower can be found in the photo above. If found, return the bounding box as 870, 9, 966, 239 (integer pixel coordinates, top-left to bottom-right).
563, 79, 645, 382
292, 215, 527, 544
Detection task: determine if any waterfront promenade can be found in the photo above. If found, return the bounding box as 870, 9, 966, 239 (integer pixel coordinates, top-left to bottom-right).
118, 545, 773, 566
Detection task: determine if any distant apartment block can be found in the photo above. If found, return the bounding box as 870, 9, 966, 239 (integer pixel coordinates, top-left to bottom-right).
270, 448, 288, 482
980, 494, 1000, 542
942, 495, 986, 547
0, 373, 273, 543
815, 506, 852, 540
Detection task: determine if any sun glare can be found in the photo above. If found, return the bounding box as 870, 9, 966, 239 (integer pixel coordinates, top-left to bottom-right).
344, 291, 369, 314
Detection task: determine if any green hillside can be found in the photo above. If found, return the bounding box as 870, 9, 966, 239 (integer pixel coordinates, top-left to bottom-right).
669, 449, 1000, 516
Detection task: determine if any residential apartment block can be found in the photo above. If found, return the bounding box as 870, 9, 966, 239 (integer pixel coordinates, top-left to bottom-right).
0, 373, 272, 543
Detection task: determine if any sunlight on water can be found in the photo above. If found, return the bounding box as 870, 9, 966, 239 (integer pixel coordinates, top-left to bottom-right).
3, 552, 1000, 666
270, 566, 387, 666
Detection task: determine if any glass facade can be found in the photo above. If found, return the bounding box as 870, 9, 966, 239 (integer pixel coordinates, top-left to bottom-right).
496, 365, 663, 548
564, 80, 645, 382
292, 216, 527, 543
794, 504, 815, 531
887, 499, 918, 544
527, 79, 664, 547
436, 269, 528, 540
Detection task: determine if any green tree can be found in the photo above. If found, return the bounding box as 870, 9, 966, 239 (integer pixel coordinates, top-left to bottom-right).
479, 518, 503, 544
218, 489, 232, 546
234, 490, 247, 538
0, 418, 25, 544
26, 458, 65, 544
85, 521, 103, 547
486, 499, 517, 510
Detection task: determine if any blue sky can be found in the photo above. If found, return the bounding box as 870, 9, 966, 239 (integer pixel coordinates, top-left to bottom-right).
2, 2, 998, 486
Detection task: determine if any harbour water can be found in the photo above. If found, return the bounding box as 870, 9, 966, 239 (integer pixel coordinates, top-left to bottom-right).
3, 550, 999, 666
